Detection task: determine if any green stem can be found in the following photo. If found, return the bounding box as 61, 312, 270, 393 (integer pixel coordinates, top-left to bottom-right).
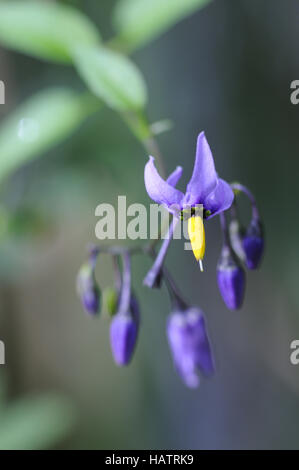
122, 110, 166, 178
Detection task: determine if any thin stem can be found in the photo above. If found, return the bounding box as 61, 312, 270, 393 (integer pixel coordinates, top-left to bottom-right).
122, 110, 167, 179
118, 251, 131, 313
143, 217, 178, 288
147, 247, 187, 310
230, 198, 239, 220
88, 244, 100, 269
163, 268, 188, 311
231, 183, 259, 219
112, 255, 122, 292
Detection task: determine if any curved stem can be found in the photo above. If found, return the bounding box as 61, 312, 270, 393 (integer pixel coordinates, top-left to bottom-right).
229, 198, 239, 220
231, 183, 259, 219
163, 268, 188, 311
87, 244, 100, 270
146, 247, 187, 310
122, 110, 167, 179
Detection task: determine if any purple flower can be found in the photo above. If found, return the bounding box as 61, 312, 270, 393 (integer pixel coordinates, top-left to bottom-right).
243, 218, 264, 270
77, 263, 100, 315
217, 246, 245, 310
144, 132, 234, 219
167, 308, 215, 388
110, 296, 140, 366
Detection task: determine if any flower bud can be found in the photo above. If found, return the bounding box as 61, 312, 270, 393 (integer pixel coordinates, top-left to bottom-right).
110, 296, 140, 366
103, 287, 118, 317
167, 308, 214, 388
77, 263, 100, 315
217, 246, 245, 310
243, 217, 264, 270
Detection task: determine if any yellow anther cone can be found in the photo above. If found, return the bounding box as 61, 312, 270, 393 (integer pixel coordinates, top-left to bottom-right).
188, 215, 205, 266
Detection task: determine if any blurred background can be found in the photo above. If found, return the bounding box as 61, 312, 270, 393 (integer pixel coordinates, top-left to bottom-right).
0, 0, 299, 450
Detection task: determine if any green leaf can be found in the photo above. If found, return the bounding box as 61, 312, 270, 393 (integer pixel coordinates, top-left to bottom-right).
73, 45, 147, 111
0, 394, 76, 450
0, 88, 99, 182
113, 0, 211, 50
0, 1, 100, 63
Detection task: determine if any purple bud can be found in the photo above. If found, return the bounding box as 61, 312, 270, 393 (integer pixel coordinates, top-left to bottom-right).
110, 296, 140, 366
82, 285, 100, 314
217, 246, 245, 310
243, 218, 264, 270
77, 263, 101, 315
167, 308, 215, 388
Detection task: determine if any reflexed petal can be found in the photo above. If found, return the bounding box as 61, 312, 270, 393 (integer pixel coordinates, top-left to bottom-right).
184, 132, 218, 205
204, 178, 234, 218
144, 157, 184, 207
166, 166, 183, 187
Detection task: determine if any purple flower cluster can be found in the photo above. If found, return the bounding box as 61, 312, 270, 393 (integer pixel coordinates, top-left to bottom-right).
77, 132, 264, 388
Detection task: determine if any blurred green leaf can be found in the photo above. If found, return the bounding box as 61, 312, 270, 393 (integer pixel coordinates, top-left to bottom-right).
0, 88, 99, 182
0, 1, 100, 63
73, 45, 147, 111
113, 0, 211, 50
6, 207, 52, 239
0, 394, 76, 450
